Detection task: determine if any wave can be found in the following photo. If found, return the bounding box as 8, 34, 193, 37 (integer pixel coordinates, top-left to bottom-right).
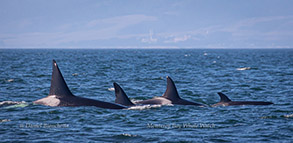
260, 114, 293, 119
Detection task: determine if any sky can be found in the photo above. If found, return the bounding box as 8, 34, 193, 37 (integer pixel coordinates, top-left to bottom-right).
0, 0, 293, 49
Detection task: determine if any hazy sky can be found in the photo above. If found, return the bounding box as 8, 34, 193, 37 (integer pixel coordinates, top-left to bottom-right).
0, 0, 293, 49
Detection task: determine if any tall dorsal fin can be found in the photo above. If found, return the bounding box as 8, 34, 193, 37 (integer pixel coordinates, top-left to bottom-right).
113, 82, 134, 106
49, 60, 74, 97
218, 92, 231, 102
162, 76, 181, 100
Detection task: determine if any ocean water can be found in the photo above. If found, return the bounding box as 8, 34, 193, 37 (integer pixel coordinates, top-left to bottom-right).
0, 49, 292, 142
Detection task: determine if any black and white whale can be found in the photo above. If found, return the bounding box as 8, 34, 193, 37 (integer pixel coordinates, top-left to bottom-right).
212, 92, 273, 107
114, 76, 205, 107
34, 60, 126, 109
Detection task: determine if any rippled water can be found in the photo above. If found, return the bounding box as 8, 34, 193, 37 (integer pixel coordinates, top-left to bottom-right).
0, 49, 292, 142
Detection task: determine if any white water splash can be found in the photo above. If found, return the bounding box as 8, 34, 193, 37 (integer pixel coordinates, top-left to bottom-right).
0, 101, 25, 106
108, 87, 115, 91
127, 104, 163, 110
131, 99, 144, 104
72, 73, 78, 76
0, 101, 29, 109
121, 133, 137, 137
0, 119, 11, 123
283, 114, 293, 118
7, 79, 14, 82
236, 67, 251, 71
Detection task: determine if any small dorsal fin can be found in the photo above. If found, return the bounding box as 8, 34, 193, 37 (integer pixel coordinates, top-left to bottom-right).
162, 76, 181, 100
218, 92, 231, 102
113, 82, 134, 106
49, 60, 74, 97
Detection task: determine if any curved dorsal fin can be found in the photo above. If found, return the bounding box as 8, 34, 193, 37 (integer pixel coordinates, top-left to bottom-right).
49, 60, 74, 97
113, 82, 134, 106
218, 92, 231, 102
162, 76, 181, 100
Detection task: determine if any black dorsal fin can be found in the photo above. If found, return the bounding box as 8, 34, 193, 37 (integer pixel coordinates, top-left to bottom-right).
218, 92, 231, 102
162, 76, 181, 101
49, 60, 74, 97
113, 82, 134, 106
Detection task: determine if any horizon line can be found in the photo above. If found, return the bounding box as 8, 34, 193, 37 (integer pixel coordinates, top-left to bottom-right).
0, 46, 292, 50
1, 47, 292, 50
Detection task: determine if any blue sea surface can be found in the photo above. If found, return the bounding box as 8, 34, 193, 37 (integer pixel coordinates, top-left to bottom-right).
0, 49, 292, 142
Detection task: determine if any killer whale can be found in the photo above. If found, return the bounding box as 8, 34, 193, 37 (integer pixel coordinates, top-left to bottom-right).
114, 76, 205, 106
212, 92, 273, 107
34, 60, 126, 109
